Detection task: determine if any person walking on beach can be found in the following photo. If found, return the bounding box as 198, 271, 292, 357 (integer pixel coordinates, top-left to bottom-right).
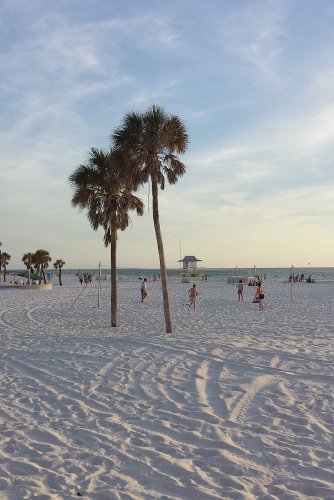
188, 284, 199, 310
236, 279, 244, 301
141, 278, 148, 302
255, 282, 265, 311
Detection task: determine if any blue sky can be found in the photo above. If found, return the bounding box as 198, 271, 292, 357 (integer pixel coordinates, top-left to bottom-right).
1, 0, 334, 270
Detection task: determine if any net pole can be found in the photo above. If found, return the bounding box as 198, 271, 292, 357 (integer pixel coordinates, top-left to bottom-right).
98, 262, 102, 309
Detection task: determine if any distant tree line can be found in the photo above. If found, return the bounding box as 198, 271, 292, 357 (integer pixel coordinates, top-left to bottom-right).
0, 244, 65, 286
21, 251, 65, 286
0, 241, 11, 282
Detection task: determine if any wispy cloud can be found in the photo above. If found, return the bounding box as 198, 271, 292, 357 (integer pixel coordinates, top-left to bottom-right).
1, 0, 334, 267
218, 0, 289, 82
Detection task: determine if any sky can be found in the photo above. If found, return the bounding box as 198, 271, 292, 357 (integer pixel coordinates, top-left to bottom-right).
1, 0, 334, 270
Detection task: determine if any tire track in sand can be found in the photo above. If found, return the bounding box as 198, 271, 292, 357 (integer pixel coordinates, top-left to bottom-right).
229, 374, 277, 423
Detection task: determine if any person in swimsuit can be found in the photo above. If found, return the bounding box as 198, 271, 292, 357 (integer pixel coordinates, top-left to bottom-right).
236, 279, 244, 301
141, 278, 147, 302
255, 282, 265, 311
188, 284, 199, 310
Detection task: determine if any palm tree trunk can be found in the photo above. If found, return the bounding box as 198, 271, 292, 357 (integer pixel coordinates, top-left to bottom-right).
59, 269, 62, 286
110, 223, 118, 327
151, 176, 173, 334
28, 267, 31, 285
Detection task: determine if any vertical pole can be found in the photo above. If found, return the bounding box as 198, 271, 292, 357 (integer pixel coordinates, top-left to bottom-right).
290, 264, 293, 303
98, 262, 102, 309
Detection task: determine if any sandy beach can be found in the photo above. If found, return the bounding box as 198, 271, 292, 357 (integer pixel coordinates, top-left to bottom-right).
0, 276, 333, 499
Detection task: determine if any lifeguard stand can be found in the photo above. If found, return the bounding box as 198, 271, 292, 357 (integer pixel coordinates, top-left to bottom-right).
178, 255, 203, 283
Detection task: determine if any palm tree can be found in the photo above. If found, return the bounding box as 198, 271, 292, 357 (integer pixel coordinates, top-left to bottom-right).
69, 147, 144, 327
113, 105, 189, 333
22, 252, 34, 284
54, 259, 65, 286
33, 249, 52, 284
1, 252, 11, 282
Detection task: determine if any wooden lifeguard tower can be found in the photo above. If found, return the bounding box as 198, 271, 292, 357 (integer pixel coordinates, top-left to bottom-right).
178, 255, 203, 283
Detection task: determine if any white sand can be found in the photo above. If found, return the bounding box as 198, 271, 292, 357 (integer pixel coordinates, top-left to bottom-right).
0, 277, 333, 499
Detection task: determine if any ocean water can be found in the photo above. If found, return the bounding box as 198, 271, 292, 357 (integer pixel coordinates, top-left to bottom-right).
58, 267, 334, 283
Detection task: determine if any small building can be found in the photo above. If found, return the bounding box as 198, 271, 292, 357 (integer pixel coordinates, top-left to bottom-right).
178, 255, 203, 283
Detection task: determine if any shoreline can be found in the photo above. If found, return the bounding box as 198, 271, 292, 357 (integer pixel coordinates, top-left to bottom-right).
3, 266, 333, 285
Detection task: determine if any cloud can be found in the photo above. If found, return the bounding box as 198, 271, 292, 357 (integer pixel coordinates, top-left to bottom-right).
218, 0, 289, 82
1, 0, 334, 268
311, 68, 334, 102
131, 80, 178, 106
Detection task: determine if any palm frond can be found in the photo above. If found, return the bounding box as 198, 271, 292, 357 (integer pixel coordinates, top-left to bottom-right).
165, 115, 189, 153
69, 146, 144, 246
112, 105, 188, 191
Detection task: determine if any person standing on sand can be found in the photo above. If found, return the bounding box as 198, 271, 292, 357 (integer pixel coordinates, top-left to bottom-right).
188, 284, 199, 310
255, 282, 265, 311
141, 278, 148, 302
236, 279, 244, 301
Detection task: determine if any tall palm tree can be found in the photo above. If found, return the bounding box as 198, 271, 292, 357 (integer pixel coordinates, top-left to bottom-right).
69, 147, 144, 327
113, 105, 189, 334
54, 259, 65, 286
22, 252, 34, 284
1, 252, 11, 282
33, 249, 52, 284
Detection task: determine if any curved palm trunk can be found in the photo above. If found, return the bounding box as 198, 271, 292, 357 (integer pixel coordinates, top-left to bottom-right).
110, 221, 118, 327
151, 176, 173, 334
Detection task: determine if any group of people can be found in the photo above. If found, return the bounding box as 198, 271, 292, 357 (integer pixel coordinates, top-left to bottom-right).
288, 273, 315, 283
248, 273, 266, 286
187, 281, 264, 311
236, 279, 265, 311
140, 279, 200, 310
140, 278, 264, 311
77, 272, 92, 285
288, 273, 305, 282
